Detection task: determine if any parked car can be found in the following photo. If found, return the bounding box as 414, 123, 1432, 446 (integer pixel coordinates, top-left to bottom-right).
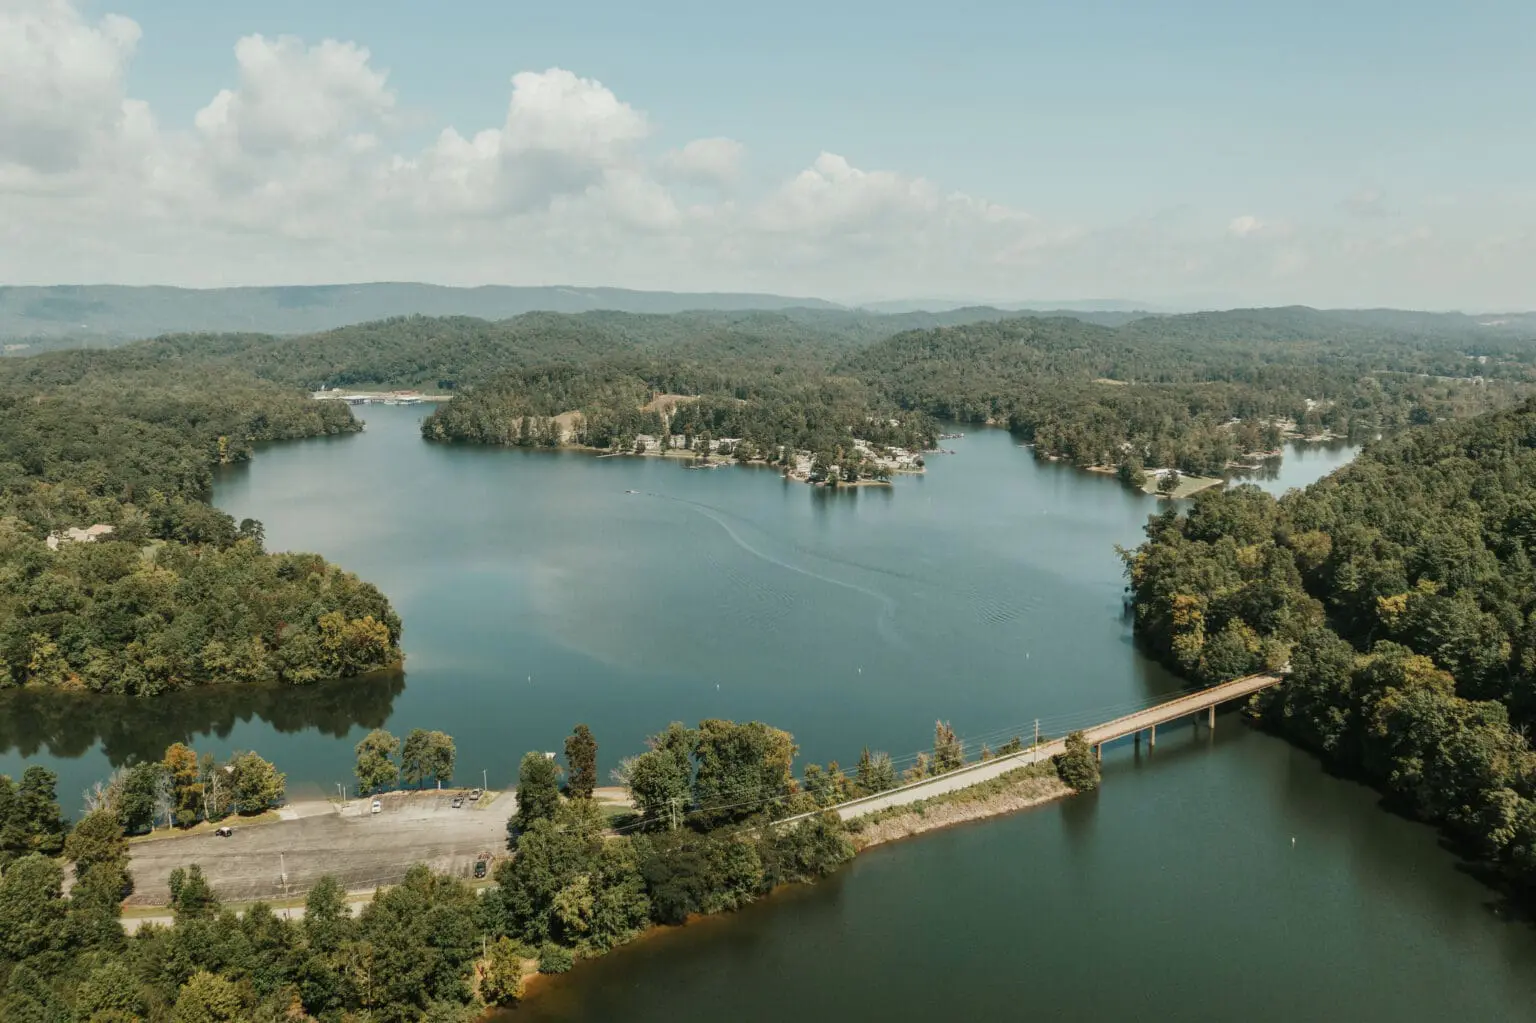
370, 798, 382, 815
474, 853, 490, 879
468, 788, 483, 801
214, 826, 234, 838
451, 795, 464, 809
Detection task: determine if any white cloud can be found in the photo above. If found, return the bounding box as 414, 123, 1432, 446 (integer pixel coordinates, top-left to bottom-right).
1227, 214, 1266, 239
501, 68, 646, 158
194, 35, 394, 156
0, 0, 1532, 310
0, 0, 141, 173
659, 137, 744, 186
383, 68, 651, 218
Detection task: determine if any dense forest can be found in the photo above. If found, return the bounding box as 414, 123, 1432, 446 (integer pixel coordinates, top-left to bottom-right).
1124, 399, 1536, 896
842, 313, 1536, 475
0, 356, 401, 695
419, 355, 938, 478
0, 717, 873, 1021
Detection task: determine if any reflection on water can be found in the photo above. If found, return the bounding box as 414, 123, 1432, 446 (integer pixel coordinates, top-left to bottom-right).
0, 418, 1360, 808
1230, 439, 1364, 496
0, 670, 402, 771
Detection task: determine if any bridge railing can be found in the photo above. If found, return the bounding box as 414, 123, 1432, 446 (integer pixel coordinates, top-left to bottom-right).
781, 671, 1288, 828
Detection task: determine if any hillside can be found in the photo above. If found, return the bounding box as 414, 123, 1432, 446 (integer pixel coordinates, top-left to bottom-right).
839, 311, 1536, 473
1124, 399, 1536, 897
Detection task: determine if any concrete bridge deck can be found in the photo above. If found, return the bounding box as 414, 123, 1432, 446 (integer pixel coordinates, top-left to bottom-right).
782, 673, 1284, 826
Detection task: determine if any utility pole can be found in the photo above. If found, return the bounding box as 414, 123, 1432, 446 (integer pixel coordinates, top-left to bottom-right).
1034, 719, 1040, 750
483, 768, 488, 791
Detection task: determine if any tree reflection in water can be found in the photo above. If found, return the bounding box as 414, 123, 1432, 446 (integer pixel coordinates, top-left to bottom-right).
0, 668, 404, 768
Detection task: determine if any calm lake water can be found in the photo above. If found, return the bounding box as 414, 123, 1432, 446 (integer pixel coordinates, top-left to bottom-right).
4, 410, 1535, 1020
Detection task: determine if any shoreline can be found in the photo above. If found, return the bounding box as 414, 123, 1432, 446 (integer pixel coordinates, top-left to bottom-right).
441, 438, 928, 487
507, 763, 1075, 1015
848, 765, 1073, 850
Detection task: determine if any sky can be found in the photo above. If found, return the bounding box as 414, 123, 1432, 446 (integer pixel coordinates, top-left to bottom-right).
2, 0, 1534, 309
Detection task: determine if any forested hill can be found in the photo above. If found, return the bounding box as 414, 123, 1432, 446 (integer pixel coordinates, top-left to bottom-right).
0, 355, 402, 695
1124, 399, 1536, 898
6, 309, 1020, 391
840, 314, 1536, 474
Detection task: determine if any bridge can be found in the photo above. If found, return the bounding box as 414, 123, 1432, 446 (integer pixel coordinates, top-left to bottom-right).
781, 672, 1285, 826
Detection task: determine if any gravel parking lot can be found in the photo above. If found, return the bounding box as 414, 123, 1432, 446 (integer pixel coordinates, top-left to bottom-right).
127, 789, 510, 905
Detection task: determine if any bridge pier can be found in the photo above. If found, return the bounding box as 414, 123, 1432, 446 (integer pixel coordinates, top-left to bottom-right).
1149, 724, 1156, 749
1208, 705, 1215, 730
1094, 744, 1102, 763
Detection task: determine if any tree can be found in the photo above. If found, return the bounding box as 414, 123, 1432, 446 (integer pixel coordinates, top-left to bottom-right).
401, 729, 432, 789
1055, 731, 1100, 792
75, 960, 149, 1021
228, 752, 286, 813
0, 854, 65, 960
854, 748, 896, 794
621, 749, 691, 830
168, 864, 220, 921
933, 720, 964, 773
15, 767, 67, 857
480, 937, 529, 1005
1157, 470, 1181, 496
303, 875, 352, 956
70, 858, 133, 915
1198, 620, 1259, 683
64, 809, 126, 880
511, 752, 561, 842
116, 761, 166, 835
0, 775, 19, 865
355, 729, 400, 795
692, 719, 796, 828
401, 729, 456, 788
163, 742, 204, 828
171, 970, 246, 1023
564, 724, 598, 800
200, 752, 233, 821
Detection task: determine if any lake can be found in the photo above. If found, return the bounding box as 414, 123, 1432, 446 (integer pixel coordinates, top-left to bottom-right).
5, 409, 1535, 1021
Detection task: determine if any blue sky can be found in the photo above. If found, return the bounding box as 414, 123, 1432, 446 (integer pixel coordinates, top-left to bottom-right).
8, 0, 1536, 307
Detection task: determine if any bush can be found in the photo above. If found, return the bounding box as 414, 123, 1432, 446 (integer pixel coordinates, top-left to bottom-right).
1055, 731, 1100, 792
537, 942, 574, 974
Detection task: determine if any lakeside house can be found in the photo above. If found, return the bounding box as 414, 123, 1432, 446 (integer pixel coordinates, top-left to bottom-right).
46, 523, 115, 551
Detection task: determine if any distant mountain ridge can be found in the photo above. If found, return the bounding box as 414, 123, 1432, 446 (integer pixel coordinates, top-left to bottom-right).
0, 283, 842, 345
1, 283, 1533, 352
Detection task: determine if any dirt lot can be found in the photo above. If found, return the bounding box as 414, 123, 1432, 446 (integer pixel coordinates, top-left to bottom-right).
126, 790, 510, 905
